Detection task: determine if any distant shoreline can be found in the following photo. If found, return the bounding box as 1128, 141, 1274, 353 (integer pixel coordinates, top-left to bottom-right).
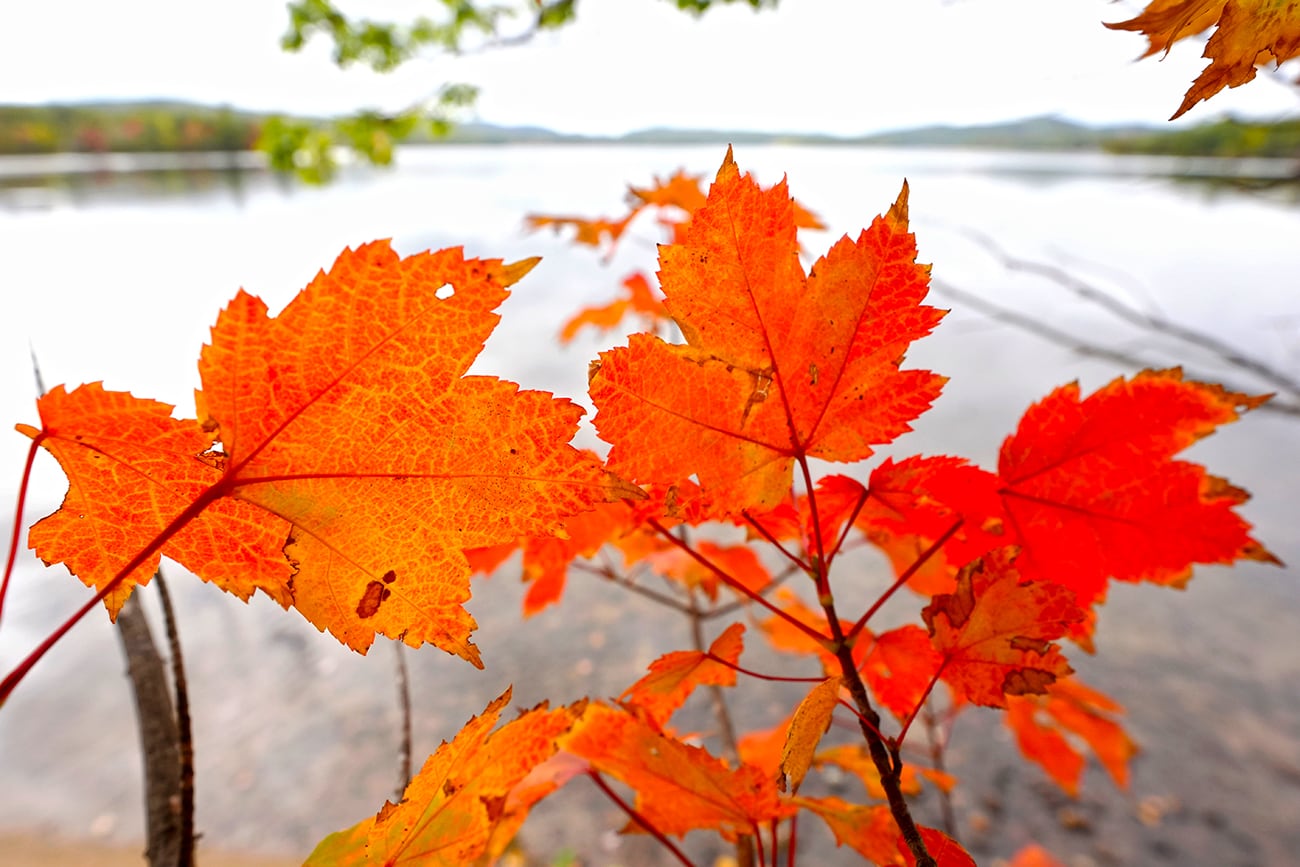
2, 101, 1297, 162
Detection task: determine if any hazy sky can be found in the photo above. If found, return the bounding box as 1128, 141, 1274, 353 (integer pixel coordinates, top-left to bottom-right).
3, 0, 1298, 135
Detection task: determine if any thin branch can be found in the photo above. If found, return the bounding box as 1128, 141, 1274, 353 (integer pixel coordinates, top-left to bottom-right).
115, 590, 182, 867
930, 278, 1300, 415
922, 703, 957, 838
154, 570, 194, 867
688, 588, 754, 867
393, 641, 413, 799
704, 565, 800, 620
706, 653, 825, 684
825, 485, 870, 569
573, 561, 692, 613
849, 517, 963, 641
824, 602, 934, 867
645, 518, 831, 646
586, 772, 697, 867
961, 227, 1300, 396
0, 439, 41, 624
742, 510, 811, 573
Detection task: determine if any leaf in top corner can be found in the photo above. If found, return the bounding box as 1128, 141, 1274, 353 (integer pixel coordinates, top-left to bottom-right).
591, 148, 945, 514
1105, 0, 1300, 118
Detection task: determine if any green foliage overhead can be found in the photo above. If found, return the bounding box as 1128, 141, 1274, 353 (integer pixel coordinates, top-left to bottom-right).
269, 0, 778, 180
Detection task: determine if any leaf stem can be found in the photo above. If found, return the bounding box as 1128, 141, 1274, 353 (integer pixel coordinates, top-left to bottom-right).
848, 516, 963, 641
586, 771, 696, 867
823, 484, 871, 571
0, 436, 44, 625
705, 652, 826, 684
645, 518, 829, 646
0, 483, 222, 706
796, 460, 829, 596
742, 510, 810, 573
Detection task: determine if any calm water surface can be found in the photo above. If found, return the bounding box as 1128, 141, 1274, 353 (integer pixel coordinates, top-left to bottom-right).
0, 146, 1297, 865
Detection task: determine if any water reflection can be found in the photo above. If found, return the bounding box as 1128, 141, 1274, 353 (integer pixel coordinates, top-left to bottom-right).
1, 148, 1296, 212
0, 151, 269, 210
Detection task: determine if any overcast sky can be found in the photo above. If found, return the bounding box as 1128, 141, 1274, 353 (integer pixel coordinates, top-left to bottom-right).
3, 0, 1298, 135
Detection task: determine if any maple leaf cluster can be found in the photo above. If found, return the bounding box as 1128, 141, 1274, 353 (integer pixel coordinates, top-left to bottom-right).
1, 148, 1276, 865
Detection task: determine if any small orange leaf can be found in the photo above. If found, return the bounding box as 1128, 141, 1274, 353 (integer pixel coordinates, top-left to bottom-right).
1006, 676, 1139, 796
1007, 843, 1069, 867
305, 689, 578, 865
619, 622, 745, 728
561, 701, 788, 838
861, 624, 944, 722
922, 549, 1084, 707
898, 827, 976, 867
778, 676, 841, 793
796, 797, 900, 864
857, 455, 1008, 597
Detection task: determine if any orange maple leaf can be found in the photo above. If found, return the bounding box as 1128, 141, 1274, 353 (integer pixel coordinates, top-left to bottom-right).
860, 624, 945, 722
856, 456, 1008, 597
899, 828, 977, 867
796, 798, 902, 864
559, 272, 668, 343
922, 549, 1084, 708
997, 368, 1277, 608
812, 743, 925, 802
20, 242, 630, 666
561, 700, 789, 839
645, 539, 773, 601
619, 622, 745, 728
1106, 0, 1300, 118
305, 688, 578, 865
1006, 843, 1069, 867
1005, 676, 1138, 796
591, 148, 945, 514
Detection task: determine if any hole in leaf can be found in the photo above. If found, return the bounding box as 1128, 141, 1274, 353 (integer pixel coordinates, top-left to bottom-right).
435, 284, 454, 300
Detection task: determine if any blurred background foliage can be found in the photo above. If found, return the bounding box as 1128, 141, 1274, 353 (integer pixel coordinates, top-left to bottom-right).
265, 0, 778, 180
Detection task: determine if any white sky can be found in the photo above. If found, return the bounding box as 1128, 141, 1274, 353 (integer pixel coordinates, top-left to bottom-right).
2, 0, 1298, 135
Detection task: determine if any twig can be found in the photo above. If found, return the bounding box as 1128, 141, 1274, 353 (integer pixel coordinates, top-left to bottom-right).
960, 228, 1300, 397
587, 771, 697, 867
922, 703, 957, 838
645, 518, 830, 646
687, 589, 754, 867
115, 589, 183, 867
393, 641, 413, 799
930, 277, 1300, 415
154, 569, 194, 867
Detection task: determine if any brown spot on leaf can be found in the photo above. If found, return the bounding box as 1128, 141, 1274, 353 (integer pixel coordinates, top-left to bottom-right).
356, 581, 387, 619
381, 569, 397, 584
1002, 668, 1057, 697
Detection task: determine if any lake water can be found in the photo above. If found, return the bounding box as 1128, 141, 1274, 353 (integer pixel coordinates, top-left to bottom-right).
0, 145, 1297, 865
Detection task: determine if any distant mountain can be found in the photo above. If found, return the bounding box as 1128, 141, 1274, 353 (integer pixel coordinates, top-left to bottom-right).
434, 116, 1166, 149
4, 101, 1290, 159
852, 116, 1159, 150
